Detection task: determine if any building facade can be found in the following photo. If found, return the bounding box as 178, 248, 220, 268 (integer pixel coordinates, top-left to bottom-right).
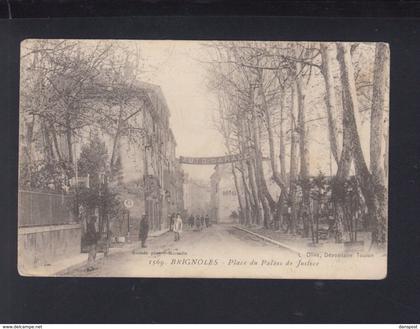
112, 81, 185, 234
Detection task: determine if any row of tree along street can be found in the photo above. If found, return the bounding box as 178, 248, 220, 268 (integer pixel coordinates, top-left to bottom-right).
206, 41, 389, 247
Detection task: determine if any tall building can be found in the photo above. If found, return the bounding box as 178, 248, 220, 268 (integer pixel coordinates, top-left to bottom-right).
113, 81, 185, 233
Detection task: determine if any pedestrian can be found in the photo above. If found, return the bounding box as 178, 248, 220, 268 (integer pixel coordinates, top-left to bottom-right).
169, 213, 175, 231
139, 214, 149, 248
200, 215, 205, 230
173, 213, 183, 241
167, 214, 172, 231
188, 214, 194, 228
205, 214, 210, 228
195, 215, 201, 231
282, 201, 292, 233
86, 215, 99, 272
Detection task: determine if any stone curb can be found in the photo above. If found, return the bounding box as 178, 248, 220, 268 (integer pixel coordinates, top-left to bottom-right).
232, 225, 303, 255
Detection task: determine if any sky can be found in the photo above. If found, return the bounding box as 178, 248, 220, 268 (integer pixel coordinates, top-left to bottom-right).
138, 41, 226, 181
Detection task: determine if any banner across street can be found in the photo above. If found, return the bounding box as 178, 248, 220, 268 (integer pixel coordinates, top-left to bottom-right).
179, 154, 251, 165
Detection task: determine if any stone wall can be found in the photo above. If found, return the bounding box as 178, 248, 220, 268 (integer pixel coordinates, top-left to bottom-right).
18, 223, 81, 276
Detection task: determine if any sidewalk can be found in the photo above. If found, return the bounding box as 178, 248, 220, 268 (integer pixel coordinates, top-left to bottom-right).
28, 229, 170, 276
233, 225, 306, 254
233, 225, 377, 255
26, 243, 135, 277
233, 224, 349, 254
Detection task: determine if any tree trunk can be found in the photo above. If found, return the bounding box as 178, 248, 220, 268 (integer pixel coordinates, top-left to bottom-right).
258, 75, 285, 191
279, 87, 287, 183
253, 111, 274, 227
296, 63, 311, 238
261, 195, 271, 229
243, 183, 252, 226
332, 88, 353, 243
238, 163, 252, 226
42, 122, 54, 164
247, 159, 262, 225
239, 117, 259, 225
289, 83, 299, 235
65, 111, 73, 164
110, 105, 124, 173
320, 43, 342, 164
23, 115, 36, 164
237, 119, 253, 225
231, 164, 245, 224
370, 42, 389, 186
248, 86, 273, 225
250, 86, 276, 215
50, 123, 63, 163
336, 42, 387, 246
277, 87, 288, 229
369, 42, 389, 244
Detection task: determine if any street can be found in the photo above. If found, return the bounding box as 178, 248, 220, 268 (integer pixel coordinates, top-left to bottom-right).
63, 224, 296, 277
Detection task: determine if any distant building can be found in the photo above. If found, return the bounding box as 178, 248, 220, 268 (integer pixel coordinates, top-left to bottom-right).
210, 165, 240, 224
183, 174, 211, 216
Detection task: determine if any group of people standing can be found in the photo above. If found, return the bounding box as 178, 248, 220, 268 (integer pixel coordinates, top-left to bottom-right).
140, 212, 184, 245
188, 214, 211, 231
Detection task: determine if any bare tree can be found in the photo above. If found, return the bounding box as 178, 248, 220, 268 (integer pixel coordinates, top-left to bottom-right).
336, 42, 389, 245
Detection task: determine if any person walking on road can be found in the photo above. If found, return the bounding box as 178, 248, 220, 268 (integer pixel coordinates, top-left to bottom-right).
86, 215, 99, 272
139, 214, 149, 248
169, 213, 175, 231
195, 215, 201, 231
167, 214, 172, 231
188, 214, 194, 228
200, 215, 205, 230
173, 213, 183, 241
205, 214, 210, 228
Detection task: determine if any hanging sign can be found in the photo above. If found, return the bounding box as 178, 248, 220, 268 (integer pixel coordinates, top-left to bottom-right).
179, 154, 251, 165
124, 199, 134, 209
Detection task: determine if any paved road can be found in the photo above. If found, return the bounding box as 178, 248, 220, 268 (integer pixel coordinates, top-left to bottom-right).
63, 224, 296, 277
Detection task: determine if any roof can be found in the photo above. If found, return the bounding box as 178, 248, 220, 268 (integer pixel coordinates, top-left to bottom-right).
133, 80, 170, 119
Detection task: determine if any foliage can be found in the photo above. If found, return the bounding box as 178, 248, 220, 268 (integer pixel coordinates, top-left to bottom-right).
309, 172, 331, 204
75, 136, 123, 218
19, 159, 72, 192
77, 184, 122, 219
230, 210, 239, 219
20, 40, 146, 190
331, 176, 364, 214
77, 135, 109, 178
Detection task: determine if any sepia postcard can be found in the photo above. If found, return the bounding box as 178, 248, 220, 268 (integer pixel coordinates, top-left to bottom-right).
18, 39, 389, 279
